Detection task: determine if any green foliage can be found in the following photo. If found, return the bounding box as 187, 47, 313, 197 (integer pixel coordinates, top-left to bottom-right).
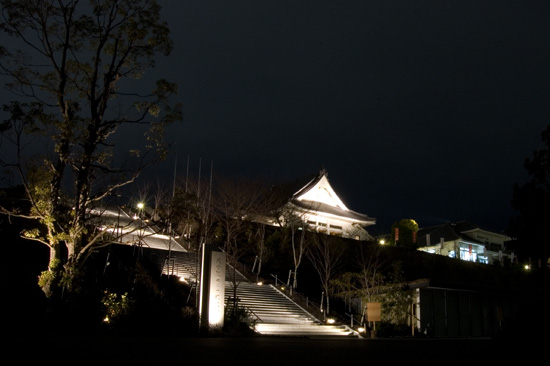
60, 262, 83, 295
375, 262, 415, 326
101, 291, 134, 325
332, 256, 415, 331
38, 269, 57, 294
37, 258, 63, 298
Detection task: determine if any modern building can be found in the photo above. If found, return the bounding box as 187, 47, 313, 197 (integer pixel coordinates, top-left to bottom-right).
271, 170, 376, 241
416, 221, 512, 264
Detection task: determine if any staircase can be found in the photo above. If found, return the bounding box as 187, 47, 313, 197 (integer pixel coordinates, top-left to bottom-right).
144, 248, 358, 338
226, 281, 357, 337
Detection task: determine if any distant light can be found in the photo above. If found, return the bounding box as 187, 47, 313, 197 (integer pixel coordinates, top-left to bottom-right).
103, 316, 110, 323
379, 239, 385, 245
358, 327, 366, 333
256, 282, 263, 286
326, 318, 335, 324
137, 202, 144, 209
524, 264, 531, 270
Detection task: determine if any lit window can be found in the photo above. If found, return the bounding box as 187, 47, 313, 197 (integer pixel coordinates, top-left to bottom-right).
459, 248, 477, 262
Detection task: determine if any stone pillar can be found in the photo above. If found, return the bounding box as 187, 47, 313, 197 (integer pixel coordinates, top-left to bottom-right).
199, 244, 226, 334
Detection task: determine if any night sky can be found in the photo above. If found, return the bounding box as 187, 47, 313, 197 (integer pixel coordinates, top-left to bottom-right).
3, 1, 550, 235
149, 1, 550, 235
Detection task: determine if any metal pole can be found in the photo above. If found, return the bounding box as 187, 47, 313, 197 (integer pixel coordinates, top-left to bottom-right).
252, 256, 258, 273
287, 270, 292, 286
411, 302, 415, 336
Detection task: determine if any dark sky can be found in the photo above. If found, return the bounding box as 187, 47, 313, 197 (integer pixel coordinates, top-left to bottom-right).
149, 1, 550, 235
3, 1, 550, 235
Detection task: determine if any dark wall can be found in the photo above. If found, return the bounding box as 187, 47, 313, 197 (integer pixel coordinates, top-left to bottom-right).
419, 286, 549, 338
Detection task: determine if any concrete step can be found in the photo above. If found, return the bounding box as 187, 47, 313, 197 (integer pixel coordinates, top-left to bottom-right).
255, 323, 355, 337
223, 282, 357, 337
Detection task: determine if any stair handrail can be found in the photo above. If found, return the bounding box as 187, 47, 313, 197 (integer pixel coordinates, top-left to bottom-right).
244, 305, 262, 323
268, 283, 326, 323
225, 297, 263, 324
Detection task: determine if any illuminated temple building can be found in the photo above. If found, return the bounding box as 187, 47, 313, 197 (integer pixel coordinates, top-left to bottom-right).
271, 170, 376, 241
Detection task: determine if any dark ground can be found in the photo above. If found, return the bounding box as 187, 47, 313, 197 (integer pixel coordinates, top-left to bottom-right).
7, 335, 540, 365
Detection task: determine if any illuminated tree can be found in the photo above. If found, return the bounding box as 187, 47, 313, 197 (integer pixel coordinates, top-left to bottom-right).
0, 0, 181, 299
391, 219, 419, 249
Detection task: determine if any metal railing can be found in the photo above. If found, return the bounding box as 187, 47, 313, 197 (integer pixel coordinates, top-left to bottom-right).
269, 273, 326, 322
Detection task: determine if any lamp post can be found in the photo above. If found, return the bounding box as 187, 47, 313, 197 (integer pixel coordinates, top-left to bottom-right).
136, 202, 145, 254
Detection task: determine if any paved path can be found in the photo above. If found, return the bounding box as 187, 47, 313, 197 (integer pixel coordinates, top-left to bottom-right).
16, 336, 537, 365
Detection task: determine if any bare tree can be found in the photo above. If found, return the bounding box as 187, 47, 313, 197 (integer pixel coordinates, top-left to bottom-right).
169, 169, 215, 251
278, 209, 310, 292
331, 244, 414, 330
212, 175, 267, 311
252, 222, 267, 282
306, 233, 346, 317
330, 244, 387, 318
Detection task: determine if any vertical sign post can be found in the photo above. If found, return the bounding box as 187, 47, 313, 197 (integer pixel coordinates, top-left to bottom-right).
367, 302, 381, 337
199, 244, 226, 334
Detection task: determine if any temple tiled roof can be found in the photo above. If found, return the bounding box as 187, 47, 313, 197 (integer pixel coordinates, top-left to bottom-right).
290, 199, 375, 224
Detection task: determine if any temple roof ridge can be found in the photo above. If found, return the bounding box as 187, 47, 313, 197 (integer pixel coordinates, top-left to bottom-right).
292, 170, 349, 211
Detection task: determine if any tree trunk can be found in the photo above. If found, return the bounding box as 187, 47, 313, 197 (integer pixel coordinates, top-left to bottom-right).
40, 243, 64, 298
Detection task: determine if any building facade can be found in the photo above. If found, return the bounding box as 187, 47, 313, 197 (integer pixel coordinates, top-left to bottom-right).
416, 221, 512, 265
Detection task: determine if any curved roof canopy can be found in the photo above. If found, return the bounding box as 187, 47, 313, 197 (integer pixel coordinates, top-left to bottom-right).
289, 170, 375, 227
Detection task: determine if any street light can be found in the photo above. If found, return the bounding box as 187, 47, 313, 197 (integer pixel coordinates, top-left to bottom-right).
136, 202, 145, 253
